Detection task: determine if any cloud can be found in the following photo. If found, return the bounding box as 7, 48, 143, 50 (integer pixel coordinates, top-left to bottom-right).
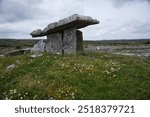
92, 19, 150, 39
110, 0, 150, 7
132, 22, 150, 34
0, 0, 47, 23
0, 0, 150, 39
0, 0, 83, 23
0, 0, 84, 38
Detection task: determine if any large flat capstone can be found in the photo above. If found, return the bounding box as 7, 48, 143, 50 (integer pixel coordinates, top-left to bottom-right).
31, 14, 99, 37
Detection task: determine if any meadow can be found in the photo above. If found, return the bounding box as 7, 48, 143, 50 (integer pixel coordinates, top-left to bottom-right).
0, 39, 150, 100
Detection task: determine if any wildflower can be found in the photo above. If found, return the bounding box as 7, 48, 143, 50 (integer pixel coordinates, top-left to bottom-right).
5, 96, 9, 100
60, 91, 63, 94
13, 89, 17, 94
18, 93, 21, 96
16, 60, 20, 64
33, 95, 37, 99
110, 67, 115, 72
104, 70, 111, 75
71, 92, 74, 96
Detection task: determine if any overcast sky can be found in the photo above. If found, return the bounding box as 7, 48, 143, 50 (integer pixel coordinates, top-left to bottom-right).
0, 0, 150, 40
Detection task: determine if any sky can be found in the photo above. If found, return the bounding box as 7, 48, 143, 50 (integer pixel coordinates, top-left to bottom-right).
0, 0, 150, 40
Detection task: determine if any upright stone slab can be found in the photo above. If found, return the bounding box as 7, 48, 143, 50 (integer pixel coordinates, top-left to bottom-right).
63, 28, 77, 54
76, 30, 84, 52
46, 33, 63, 54
31, 40, 45, 52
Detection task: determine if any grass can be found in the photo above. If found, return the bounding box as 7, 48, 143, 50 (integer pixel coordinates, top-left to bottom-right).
0, 52, 150, 100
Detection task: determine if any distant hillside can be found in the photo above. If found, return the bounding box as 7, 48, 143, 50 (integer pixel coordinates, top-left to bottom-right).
0, 39, 42, 54
84, 39, 150, 46
0, 38, 150, 54
0, 39, 41, 47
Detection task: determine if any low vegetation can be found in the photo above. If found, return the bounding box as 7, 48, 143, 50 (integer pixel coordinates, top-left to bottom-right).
0, 39, 40, 54
0, 52, 150, 100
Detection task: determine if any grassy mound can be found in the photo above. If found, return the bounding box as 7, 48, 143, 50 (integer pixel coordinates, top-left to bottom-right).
0, 52, 150, 100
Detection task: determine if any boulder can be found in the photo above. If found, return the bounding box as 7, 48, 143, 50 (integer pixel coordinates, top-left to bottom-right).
31, 40, 45, 52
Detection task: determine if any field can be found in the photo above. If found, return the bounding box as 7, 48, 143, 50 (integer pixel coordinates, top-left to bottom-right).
0, 39, 150, 100
0, 39, 40, 54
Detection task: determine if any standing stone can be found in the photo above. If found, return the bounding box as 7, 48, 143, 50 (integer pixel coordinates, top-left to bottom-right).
31, 40, 45, 52
76, 30, 84, 52
46, 33, 63, 54
63, 28, 77, 54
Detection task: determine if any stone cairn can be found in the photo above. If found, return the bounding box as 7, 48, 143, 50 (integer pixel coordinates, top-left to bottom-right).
30, 14, 99, 54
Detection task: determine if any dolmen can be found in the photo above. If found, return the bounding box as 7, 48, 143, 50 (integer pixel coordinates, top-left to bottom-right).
30, 14, 99, 54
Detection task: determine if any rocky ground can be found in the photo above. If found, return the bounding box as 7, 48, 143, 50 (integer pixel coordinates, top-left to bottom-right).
85, 44, 150, 58
0, 39, 150, 58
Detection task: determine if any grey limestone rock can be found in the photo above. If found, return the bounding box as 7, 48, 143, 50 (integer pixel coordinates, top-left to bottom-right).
30, 29, 43, 37
31, 14, 99, 37
30, 14, 100, 55
43, 22, 57, 34
46, 33, 63, 54
7, 64, 16, 69
63, 28, 77, 54
76, 30, 84, 52
4, 48, 31, 56
31, 40, 45, 52
30, 53, 43, 58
